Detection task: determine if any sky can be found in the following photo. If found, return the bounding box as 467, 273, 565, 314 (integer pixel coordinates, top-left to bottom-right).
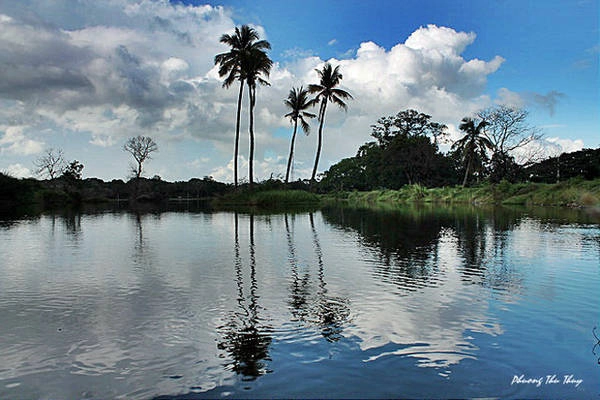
0, 0, 598, 181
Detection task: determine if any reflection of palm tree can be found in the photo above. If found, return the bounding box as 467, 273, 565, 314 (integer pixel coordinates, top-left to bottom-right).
218, 213, 272, 380
283, 87, 317, 183
308, 63, 352, 184
309, 212, 350, 342
285, 214, 311, 322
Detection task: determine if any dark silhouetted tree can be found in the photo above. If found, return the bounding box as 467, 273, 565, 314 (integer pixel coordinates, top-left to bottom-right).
283, 86, 317, 183
215, 25, 270, 187
308, 63, 353, 184
34, 148, 66, 179
61, 160, 84, 181
452, 118, 492, 187
477, 105, 543, 171
243, 47, 272, 188
123, 136, 158, 180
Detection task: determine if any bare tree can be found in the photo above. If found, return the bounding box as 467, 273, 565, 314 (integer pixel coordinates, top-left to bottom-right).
123, 136, 158, 180
477, 105, 543, 163
34, 148, 66, 179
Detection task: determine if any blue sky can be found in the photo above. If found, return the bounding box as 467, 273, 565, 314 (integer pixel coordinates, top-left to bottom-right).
0, 0, 598, 181
205, 0, 598, 139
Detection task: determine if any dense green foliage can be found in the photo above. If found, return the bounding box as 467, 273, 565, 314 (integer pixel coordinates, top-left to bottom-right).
525, 148, 600, 183
214, 189, 320, 208
0, 173, 229, 211
319, 110, 457, 191
319, 109, 600, 192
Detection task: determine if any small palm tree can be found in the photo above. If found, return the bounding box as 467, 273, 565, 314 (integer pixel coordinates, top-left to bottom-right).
214, 25, 270, 187
243, 49, 272, 188
308, 63, 353, 184
283, 86, 317, 184
452, 117, 492, 187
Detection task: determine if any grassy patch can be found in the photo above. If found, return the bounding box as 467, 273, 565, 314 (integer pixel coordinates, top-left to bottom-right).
213, 189, 321, 208
339, 178, 600, 208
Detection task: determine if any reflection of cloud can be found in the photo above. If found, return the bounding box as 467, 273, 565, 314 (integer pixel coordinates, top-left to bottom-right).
0, 212, 241, 397
348, 229, 503, 368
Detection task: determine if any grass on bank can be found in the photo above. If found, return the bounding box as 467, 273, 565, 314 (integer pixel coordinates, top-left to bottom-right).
213, 189, 321, 208
336, 178, 600, 208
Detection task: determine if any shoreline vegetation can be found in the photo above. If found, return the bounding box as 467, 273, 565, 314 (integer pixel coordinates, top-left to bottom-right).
329, 178, 600, 209
2, 170, 599, 215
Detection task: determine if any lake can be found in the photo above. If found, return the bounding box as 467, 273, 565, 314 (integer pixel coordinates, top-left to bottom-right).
0, 204, 598, 399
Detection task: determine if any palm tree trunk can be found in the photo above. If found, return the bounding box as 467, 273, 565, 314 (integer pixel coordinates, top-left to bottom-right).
311, 99, 327, 184
462, 156, 472, 187
285, 119, 298, 184
234, 81, 244, 187
248, 85, 256, 188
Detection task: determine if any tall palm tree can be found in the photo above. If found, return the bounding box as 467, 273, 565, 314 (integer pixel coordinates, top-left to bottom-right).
214, 25, 270, 187
243, 49, 272, 188
452, 117, 492, 187
283, 86, 317, 184
308, 63, 353, 184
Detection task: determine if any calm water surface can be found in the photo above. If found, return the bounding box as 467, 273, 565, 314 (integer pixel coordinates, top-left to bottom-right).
0, 205, 598, 399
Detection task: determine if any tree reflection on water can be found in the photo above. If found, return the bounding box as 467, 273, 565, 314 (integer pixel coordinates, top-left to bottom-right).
285, 212, 351, 343
321, 205, 530, 294
217, 213, 272, 380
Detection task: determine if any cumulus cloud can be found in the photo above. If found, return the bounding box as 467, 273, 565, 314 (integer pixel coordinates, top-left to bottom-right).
0, 126, 44, 155
0, 3, 545, 181
512, 136, 585, 165
3, 163, 32, 178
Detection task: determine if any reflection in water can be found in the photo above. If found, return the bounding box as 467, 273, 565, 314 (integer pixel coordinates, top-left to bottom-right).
284, 213, 351, 342
285, 214, 311, 323
322, 206, 528, 294
218, 213, 272, 380
593, 327, 600, 365
0, 206, 598, 399
322, 207, 444, 292
309, 212, 351, 342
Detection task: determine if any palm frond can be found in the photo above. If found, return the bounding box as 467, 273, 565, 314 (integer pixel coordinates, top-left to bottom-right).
299, 116, 311, 135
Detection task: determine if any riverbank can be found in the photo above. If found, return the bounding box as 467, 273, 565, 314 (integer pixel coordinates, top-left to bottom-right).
213, 189, 321, 208
329, 178, 600, 208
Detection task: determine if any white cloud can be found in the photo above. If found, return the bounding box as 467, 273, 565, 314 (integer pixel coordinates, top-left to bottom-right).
512, 136, 585, 164
0, 3, 530, 181
546, 137, 584, 153
3, 163, 32, 178
495, 88, 526, 108
328, 38, 337, 46
0, 126, 44, 155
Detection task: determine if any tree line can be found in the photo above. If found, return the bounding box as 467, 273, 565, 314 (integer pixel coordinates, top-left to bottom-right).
319, 107, 598, 192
